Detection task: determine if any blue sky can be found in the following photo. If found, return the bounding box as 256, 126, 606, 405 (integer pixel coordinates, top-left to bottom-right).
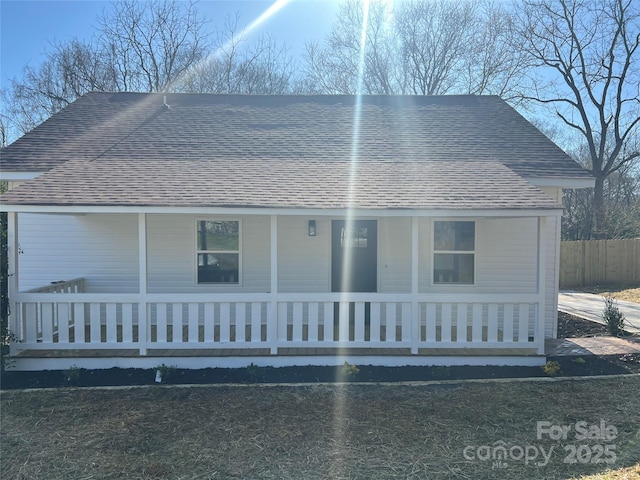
0, 0, 341, 88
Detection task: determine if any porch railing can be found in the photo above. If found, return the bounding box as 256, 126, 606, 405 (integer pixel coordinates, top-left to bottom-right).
25, 278, 85, 294
10, 290, 545, 355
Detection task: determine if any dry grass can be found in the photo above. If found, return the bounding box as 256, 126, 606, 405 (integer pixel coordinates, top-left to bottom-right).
2, 377, 640, 479
579, 285, 640, 304
573, 464, 640, 479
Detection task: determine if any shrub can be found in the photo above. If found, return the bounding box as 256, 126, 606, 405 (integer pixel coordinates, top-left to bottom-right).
602, 296, 626, 336
340, 361, 360, 378
542, 361, 561, 376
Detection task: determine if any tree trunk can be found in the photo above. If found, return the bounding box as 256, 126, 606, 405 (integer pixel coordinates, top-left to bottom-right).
593, 175, 606, 240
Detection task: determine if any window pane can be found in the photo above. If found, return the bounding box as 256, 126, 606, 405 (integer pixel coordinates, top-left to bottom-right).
434, 222, 456, 250
433, 253, 474, 284
198, 253, 239, 283
197, 221, 239, 251
434, 221, 474, 251
456, 222, 475, 251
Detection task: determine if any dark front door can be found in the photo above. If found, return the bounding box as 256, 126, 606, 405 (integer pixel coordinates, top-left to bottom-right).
331, 220, 377, 292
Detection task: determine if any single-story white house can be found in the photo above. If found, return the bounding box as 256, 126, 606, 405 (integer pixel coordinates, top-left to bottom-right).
0, 93, 593, 370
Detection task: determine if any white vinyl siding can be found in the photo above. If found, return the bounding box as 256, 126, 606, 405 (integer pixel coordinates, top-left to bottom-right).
147, 215, 269, 293
278, 217, 330, 293
15, 211, 561, 338
420, 217, 539, 294
378, 217, 411, 293
540, 187, 563, 338
17, 213, 139, 293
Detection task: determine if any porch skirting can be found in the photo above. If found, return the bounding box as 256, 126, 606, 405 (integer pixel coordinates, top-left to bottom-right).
12, 347, 545, 370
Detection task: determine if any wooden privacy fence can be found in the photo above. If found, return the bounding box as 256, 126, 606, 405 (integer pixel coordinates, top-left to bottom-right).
560, 239, 640, 288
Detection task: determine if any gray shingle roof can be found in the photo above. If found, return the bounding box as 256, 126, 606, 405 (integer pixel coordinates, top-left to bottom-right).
0, 92, 588, 210
1, 157, 560, 209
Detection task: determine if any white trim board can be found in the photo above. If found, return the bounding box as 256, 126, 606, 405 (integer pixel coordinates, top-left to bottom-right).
0, 204, 564, 217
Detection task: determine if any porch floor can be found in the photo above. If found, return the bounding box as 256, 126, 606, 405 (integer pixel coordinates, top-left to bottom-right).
14, 346, 540, 358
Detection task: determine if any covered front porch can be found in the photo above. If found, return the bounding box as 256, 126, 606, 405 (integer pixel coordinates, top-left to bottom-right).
6, 210, 552, 370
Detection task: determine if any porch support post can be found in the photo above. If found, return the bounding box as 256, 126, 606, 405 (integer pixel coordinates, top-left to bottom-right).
138, 213, 148, 356
537, 216, 547, 355
7, 212, 20, 348
269, 215, 278, 354
411, 216, 420, 354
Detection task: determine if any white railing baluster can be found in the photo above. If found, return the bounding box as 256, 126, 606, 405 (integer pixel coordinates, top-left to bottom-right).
308, 302, 319, 342
401, 303, 412, 342
370, 303, 381, 342
157, 303, 167, 343
188, 303, 199, 343
41, 303, 54, 343
354, 302, 365, 342
90, 303, 101, 343
106, 303, 117, 343
441, 303, 452, 343
338, 302, 350, 342
425, 304, 436, 342
235, 303, 246, 343
292, 302, 303, 342
251, 302, 262, 342
456, 303, 467, 343
472, 304, 483, 343
73, 304, 85, 344
122, 303, 133, 343
172, 303, 183, 343
220, 303, 231, 343
277, 302, 288, 342
204, 303, 214, 342
323, 302, 334, 342
385, 303, 396, 343
518, 304, 529, 343
58, 303, 70, 343
488, 304, 499, 343
503, 304, 514, 343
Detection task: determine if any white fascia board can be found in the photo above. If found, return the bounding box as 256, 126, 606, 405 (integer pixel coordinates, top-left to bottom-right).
528, 177, 595, 189
0, 171, 43, 181
0, 204, 564, 218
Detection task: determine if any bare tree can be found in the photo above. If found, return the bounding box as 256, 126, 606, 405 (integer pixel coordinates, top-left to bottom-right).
302, 1, 400, 94
563, 164, 640, 239
99, 0, 209, 92
302, 0, 527, 98
396, 0, 479, 95
4, 39, 115, 135
175, 15, 295, 94
3, 0, 210, 141
514, 0, 640, 238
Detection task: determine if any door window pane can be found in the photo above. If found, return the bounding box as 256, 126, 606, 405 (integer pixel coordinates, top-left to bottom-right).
341, 227, 368, 248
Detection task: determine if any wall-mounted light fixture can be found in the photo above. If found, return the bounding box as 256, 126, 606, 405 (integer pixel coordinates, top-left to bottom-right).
308, 220, 316, 237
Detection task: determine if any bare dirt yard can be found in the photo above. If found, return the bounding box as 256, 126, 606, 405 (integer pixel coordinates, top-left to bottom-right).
2, 377, 639, 480
576, 285, 640, 304
2, 285, 639, 479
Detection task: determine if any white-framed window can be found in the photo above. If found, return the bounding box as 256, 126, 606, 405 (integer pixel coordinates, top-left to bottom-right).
196, 220, 240, 284
433, 221, 475, 285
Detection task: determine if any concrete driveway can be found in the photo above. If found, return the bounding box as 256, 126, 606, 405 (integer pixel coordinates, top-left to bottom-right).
558, 291, 640, 334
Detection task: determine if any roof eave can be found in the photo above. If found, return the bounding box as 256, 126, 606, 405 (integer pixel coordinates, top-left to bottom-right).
528, 177, 595, 189
0, 203, 564, 218
0, 171, 44, 181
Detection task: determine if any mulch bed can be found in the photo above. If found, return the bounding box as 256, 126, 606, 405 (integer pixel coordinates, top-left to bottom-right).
2, 313, 639, 389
